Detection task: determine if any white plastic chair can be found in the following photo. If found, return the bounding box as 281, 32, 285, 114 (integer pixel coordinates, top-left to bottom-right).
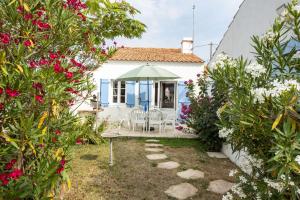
163, 112, 176, 132
148, 109, 163, 133
131, 109, 146, 133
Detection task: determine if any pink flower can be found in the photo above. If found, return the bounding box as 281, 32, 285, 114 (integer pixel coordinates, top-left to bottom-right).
36, 20, 51, 30
6, 88, 20, 97
54, 63, 64, 73
39, 58, 48, 66
76, 138, 82, 145
24, 13, 33, 20
0, 33, 11, 44
0, 103, 4, 110
176, 126, 183, 131
29, 60, 38, 68
32, 82, 43, 90
8, 169, 23, 180
55, 130, 61, 135
0, 173, 9, 186
17, 6, 24, 13
23, 40, 33, 47
184, 81, 188, 85
0, 88, 3, 95
77, 13, 86, 21
65, 88, 78, 94
65, 72, 73, 79
35, 95, 44, 103
60, 159, 66, 166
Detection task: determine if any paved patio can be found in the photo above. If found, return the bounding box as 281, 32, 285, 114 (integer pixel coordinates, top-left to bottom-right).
103, 128, 199, 138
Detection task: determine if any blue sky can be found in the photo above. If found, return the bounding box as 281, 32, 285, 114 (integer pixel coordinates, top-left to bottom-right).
116, 0, 244, 63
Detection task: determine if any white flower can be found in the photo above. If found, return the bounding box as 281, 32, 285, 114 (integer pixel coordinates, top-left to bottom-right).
263, 178, 284, 192
229, 169, 238, 177
251, 88, 269, 104
297, 188, 300, 195
216, 107, 222, 119
251, 182, 258, 191
263, 30, 277, 43
269, 79, 300, 97
239, 175, 247, 184
295, 155, 300, 165
293, 5, 300, 13
222, 192, 233, 200
245, 62, 267, 78
219, 127, 234, 138
231, 183, 246, 198
211, 53, 236, 70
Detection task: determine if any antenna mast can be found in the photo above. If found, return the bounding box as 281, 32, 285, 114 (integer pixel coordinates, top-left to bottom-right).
192, 3, 196, 42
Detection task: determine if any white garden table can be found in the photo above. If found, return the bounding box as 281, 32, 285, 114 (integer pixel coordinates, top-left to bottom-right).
101, 132, 119, 166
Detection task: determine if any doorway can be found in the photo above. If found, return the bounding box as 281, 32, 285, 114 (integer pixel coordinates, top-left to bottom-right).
160, 82, 176, 109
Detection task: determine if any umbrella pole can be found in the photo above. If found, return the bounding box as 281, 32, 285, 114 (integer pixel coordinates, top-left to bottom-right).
147, 77, 150, 132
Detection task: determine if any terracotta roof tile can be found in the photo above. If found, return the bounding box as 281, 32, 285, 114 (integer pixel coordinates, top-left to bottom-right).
109, 47, 204, 63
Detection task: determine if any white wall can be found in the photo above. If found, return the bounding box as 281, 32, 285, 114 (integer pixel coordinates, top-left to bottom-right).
210, 0, 290, 64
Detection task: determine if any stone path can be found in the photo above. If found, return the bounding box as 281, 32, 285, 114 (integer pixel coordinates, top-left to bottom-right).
207, 179, 235, 194
164, 183, 198, 200
177, 169, 204, 180
157, 161, 180, 169
143, 139, 234, 199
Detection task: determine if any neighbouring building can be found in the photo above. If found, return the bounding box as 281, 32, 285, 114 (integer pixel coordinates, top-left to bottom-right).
76, 38, 205, 122
208, 0, 297, 169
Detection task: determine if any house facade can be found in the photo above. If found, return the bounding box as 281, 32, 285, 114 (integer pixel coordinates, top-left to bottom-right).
76, 38, 205, 122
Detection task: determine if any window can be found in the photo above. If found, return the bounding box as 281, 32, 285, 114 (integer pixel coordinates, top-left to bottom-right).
112, 80, 126, 103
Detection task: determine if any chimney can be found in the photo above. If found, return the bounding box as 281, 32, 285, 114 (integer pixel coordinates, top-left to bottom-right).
181, 37, 193, 54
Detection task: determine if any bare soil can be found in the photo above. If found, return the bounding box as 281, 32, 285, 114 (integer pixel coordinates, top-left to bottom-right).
64, 139, 237, 200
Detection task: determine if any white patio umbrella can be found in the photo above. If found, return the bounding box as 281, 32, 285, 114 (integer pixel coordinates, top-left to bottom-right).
116, 63, 180, 130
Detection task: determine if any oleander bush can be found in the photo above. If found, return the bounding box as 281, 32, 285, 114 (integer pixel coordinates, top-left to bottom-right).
208, 2, 300, 199
0, 0, 145, 199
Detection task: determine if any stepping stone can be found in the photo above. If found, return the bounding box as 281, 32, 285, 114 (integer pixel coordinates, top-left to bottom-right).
145, 148, 164, 152
145, 143, 163, 147
145, 139, 160, 143
157, 161, 180, 169
207, 179, 234, 194
177, 169, 204, 180
165, 183, 198, 200
207, 152, 227, 159
146, 154, 167, 160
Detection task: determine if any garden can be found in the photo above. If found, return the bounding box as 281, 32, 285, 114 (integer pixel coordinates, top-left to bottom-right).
0, 0, 299, 199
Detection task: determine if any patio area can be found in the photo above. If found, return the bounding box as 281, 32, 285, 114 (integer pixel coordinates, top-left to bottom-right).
103, 127, 199, 139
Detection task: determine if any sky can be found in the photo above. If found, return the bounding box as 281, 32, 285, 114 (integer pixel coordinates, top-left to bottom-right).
116, 0, 245, 63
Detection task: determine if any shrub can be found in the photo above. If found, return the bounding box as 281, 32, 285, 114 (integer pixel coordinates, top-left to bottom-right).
209, 2, 300, 199
0, 0, 145, 198
185, 75, 225, 151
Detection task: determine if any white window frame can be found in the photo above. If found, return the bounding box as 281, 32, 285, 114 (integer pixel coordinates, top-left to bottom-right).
111, 80, 126, 104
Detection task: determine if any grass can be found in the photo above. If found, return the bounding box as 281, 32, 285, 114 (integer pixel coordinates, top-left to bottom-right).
64, 138, 236, 200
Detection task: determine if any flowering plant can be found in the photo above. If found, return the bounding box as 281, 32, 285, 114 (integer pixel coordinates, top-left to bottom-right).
209, 1, 300, 199
0, 0, 145, 198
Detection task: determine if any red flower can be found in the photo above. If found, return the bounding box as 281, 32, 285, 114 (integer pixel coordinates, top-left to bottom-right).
65, 72, 73, 79
70, 59, 82, 67
35, 95, 44, 103
32, 82, 43, 90
0, 33, 10, 44
8, 169, 23, 180
39, 58, 48, 65
0, 174, 9, 186
56, 166, 64, 174
37, 21, 50, 30
24, 13, 33, 20
65, 88, 78, 94
5, 159, 17, 170
53, 63, 64, 73
55, 130, 61, 135
36, 11, 44, 17
76, 138, 83, 145
52, 137, 57, 143
77, 13, 86, 21
6, 88, 20, 97
24, 40, 33, 47
0, 103, 4, 110
17, 6, 24, 13
0, 88, 3, 95
29, 60, 38, 68
49, 52, 58, 60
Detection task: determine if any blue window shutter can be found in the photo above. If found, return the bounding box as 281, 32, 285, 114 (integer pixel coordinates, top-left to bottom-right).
139, 81, 152, 110
126, 81, 135, 108
177, 81, 190, 120
100, 79, 109, 107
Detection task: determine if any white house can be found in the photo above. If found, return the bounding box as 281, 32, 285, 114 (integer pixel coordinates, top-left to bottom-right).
208, 0, 297, 170
76, 38, 205, 122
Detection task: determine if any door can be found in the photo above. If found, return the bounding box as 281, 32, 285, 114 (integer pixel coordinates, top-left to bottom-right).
160, 82, 176, 109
